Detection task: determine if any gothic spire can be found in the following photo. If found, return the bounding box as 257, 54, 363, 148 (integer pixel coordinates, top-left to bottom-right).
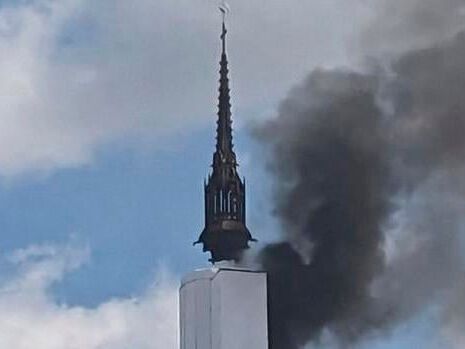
215, 12, 235, 164
194, 8, 256, 263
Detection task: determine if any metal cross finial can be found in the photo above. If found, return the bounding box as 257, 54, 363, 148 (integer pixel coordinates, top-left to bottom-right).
219, 3, 230, 53
219, 2, 229, 54
219, 1, 230, 19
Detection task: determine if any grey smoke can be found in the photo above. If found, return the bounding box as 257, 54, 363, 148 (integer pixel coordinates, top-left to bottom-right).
358, 0, 465, 56
255, 24, 465, 349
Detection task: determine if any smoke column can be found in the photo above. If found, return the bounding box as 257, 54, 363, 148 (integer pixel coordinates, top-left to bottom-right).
254, 2, 465, 348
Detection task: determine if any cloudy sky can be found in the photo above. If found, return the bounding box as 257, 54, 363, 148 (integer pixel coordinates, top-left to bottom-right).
0, 0, 463, 348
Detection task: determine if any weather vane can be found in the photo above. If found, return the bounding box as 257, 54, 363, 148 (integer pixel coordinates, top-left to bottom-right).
219, 2, 230, 52
219, 1, 230, 22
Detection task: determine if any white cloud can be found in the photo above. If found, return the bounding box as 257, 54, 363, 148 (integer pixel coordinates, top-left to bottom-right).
0, 0, 368, 177
0, 241, 178, 349
0, 0, 462, 179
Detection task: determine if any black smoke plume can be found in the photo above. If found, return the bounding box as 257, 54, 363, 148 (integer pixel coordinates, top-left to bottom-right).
255, 29, 465, 349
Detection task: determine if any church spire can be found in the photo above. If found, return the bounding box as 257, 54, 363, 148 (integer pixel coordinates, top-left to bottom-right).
215, 11, 234, 164
194, 8, 256, 263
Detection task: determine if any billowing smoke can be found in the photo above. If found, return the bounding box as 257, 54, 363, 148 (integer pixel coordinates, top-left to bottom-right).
257, 71, 393, 348
254, 5, 465, 348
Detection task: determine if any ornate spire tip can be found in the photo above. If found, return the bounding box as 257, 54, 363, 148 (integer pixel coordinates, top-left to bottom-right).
219, 4, 229, 54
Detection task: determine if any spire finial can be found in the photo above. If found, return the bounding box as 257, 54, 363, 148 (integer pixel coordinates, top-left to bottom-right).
219, 3, 229, 54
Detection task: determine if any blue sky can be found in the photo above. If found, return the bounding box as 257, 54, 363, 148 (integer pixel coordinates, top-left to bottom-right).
0, 0, 463, 348
0, 125, 275, 306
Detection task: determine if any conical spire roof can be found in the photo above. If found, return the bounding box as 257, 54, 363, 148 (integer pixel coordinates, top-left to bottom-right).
214, 18, 235, 165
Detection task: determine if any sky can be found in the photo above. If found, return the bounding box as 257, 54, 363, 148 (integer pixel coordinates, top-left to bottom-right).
0, 0, 463, 348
